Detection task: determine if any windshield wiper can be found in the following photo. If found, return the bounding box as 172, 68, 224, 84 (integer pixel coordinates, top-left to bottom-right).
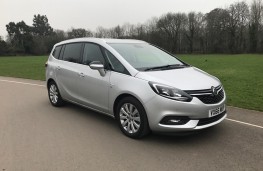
144, 64, 187, 71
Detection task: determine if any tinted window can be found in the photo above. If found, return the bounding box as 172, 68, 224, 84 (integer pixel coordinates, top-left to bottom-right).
104, 49, 129, 75
63, 43, 82, 63
52, 45, 62, 59
82, 43, 105, 65
59, 45, 65, 59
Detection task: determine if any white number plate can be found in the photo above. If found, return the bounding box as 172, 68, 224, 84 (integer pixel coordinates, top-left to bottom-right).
209, 105, 225, 117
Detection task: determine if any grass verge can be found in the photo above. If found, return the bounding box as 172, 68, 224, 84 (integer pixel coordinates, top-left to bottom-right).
179, 54, 263, 112
0, 56, 47, 80
0, 54, 262, 111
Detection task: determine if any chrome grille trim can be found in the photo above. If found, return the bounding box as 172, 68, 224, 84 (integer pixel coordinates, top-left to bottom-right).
184, 85, 224, 104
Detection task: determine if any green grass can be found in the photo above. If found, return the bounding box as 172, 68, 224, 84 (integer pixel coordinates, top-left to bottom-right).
178, 54, 263, 112
0, 56, 47, 80
0, 54, 262, 112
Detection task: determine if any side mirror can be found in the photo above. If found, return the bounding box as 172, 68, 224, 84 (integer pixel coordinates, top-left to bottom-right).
89, 61, 106, 76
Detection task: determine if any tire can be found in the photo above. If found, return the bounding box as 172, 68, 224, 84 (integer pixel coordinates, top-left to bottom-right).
48, 81, 65, 107
116, 96, 150, 139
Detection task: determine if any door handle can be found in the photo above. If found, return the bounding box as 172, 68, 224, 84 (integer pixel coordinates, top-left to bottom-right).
78, 72, 85, 77
56, 66, 61, 70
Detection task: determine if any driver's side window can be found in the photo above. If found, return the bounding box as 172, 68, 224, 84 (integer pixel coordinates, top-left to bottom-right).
82, 43, 105, 65
103, 49, 129, 75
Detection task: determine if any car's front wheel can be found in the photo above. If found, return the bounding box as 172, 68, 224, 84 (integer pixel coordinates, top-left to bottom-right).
48, 81, 65, 107
116, 97, 150, 139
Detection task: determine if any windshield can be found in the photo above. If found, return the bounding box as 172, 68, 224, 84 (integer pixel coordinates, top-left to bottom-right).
108, 43, 185, 71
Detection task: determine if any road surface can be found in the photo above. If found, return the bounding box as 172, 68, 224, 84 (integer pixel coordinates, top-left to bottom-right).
0, 76, 262, 171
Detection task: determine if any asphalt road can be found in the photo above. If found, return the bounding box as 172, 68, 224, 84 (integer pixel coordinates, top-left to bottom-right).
0, 76, 262, 171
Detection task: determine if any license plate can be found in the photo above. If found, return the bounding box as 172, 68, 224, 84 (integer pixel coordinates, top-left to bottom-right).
209, 105, 225, 117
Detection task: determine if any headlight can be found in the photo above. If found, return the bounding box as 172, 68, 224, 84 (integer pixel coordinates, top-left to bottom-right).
149, 82, 192, 102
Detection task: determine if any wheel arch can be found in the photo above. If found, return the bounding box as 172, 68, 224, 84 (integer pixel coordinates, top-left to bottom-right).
113, 93, 146, 118
47, 78, 56, 89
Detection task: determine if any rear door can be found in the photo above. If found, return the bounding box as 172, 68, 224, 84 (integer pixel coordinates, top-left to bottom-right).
55, 43, 84, 102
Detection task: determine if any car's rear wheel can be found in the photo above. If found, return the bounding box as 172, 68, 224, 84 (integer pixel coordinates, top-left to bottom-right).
116, 97, 150, 139
48, 81, 65, 107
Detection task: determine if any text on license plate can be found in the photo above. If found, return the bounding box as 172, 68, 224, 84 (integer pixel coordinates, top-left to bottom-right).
209, 105, 225, 117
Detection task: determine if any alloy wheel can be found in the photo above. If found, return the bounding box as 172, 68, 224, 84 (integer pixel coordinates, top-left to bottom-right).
119, 103, 141, 134
49, 84, 58, 104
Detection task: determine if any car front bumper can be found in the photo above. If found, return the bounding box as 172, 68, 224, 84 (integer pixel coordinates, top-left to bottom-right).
144, 93, 227, 132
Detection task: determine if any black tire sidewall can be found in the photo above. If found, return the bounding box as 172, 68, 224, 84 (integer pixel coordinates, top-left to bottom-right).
48, 81, 64, 107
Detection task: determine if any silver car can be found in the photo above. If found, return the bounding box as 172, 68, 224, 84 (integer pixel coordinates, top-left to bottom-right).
46, 38, 227, 138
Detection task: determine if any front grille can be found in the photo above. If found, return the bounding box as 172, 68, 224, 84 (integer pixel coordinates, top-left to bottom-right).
197, 111, 226, 126
194, 89, 224, 104
185, 85, 225, 104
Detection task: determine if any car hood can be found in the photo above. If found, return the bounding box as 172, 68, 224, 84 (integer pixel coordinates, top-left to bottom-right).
135, 67, 221, 90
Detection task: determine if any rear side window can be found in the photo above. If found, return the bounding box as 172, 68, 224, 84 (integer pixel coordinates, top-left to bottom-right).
62, 43, 83, 63
82, 43, 105, 65
52, 45, 62, 59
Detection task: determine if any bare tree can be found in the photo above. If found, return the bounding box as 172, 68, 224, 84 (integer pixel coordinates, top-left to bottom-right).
157, 13, 187, 53
121, 23, 137, 38
185, 12, 204, 53
68, 28, 93, 38
112, 25, 124, 38
205, 8, 230, 53
249, 0, 263, 52
95, 26, 111, 38
228, 1, 249, 53
4, 2, 263, 56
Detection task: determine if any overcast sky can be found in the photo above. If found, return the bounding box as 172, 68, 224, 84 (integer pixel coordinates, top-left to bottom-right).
1, 0, 252, 38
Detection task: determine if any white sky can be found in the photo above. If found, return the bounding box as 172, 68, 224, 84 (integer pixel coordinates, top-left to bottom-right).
1, 0, 252, 38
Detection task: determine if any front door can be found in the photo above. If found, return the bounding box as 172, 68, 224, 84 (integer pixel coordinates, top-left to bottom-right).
76, 43, 110, 113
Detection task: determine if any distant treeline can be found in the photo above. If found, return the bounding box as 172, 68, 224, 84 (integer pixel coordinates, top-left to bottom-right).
0, 0, 263, 56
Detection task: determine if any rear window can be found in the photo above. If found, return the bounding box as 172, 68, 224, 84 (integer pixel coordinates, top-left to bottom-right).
52, 45, 62, 59
62, 43, 83, 63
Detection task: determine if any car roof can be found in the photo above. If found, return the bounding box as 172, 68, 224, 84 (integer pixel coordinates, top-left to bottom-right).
55, 38, 146, 46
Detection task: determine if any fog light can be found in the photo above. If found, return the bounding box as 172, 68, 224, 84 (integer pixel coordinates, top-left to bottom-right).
160, 116, 190, 125
169, 119, 181, 123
